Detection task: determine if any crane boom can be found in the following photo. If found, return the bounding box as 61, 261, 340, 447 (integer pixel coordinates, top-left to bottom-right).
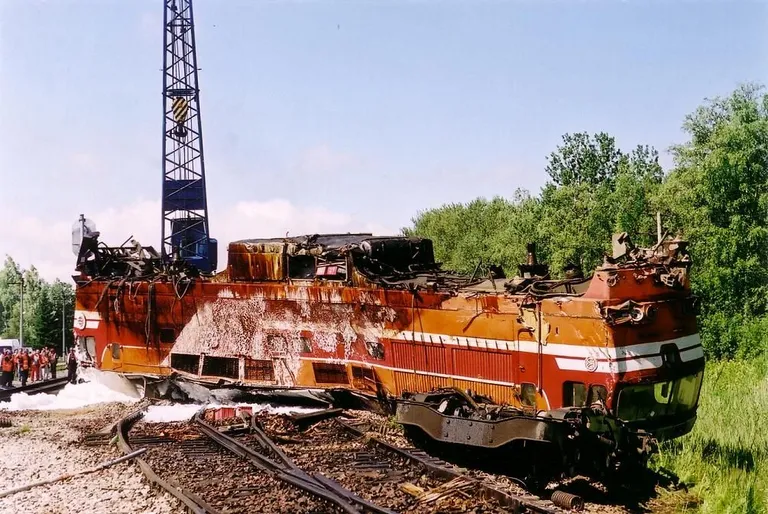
161, 0, 216, 273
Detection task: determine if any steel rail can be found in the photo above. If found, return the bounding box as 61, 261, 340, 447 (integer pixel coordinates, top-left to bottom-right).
115, 410, 212, 514
335, 419, 568, 514
0, 377, 70, 402
194, 410, 396, 514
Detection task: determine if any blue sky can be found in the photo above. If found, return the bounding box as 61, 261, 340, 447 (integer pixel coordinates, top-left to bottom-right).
0, 0, 765, 280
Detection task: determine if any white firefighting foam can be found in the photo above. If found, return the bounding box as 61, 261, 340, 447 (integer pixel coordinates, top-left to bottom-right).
0, 368, 141, 411
141, 402, 323, 423
167, 294, 399, 386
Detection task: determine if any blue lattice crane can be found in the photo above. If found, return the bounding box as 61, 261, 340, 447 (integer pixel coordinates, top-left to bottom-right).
161, 0, 217, 273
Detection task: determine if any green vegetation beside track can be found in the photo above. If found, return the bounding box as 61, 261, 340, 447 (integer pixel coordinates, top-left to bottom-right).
654, 358, 768, 513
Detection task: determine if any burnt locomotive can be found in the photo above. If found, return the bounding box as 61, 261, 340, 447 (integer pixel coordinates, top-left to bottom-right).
72, 231, 704, 484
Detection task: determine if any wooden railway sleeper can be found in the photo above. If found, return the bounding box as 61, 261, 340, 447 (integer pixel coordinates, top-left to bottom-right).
335, 418, 567, 514
193, 410, 395, 514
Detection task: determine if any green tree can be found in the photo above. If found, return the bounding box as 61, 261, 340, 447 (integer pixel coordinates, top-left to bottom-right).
0, 256, 23, 339
0, 257, 76, 350
405, 191, 542, 276
659, 83, 768, 358
537, 134, 663, 274
407, 135, 663, 278
545, 132, 626, 186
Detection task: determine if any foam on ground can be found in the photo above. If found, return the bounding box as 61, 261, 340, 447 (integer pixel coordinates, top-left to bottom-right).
0, 367, 141, 411
141, 402, 323, 423
142, 404, 201, 422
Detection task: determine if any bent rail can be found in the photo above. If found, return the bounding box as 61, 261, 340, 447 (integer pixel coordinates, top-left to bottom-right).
193, 409, 396, 514
115, 411, 210, 514
336, 418, 571, 514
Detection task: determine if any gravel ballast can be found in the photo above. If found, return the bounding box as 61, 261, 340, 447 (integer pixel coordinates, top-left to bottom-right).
0, 403, 181, 514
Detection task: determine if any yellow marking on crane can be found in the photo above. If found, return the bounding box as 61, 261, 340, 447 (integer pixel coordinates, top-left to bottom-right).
172, 97, 189, 124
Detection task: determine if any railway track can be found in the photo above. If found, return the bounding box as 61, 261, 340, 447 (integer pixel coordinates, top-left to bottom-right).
117, 408, 577, 513
0, 377, 69, 402
258, 412, 576, 513
336, 417, 581, 512
117, 410, 397, 513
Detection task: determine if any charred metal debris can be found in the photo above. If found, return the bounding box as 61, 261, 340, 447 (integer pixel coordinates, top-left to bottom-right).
74, 231, 203, 283
75, 230, 692, 302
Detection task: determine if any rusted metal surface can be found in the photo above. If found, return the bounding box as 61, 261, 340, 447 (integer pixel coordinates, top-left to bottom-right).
75, 231, 704, 480
551, 490, 585, 511
395, 400, 557, 448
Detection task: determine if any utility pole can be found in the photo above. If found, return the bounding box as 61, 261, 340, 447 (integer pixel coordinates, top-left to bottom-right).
19, 279, 23, 347
62, 301, 66, 355
656, 212, 662, 244
8, 277, 24, 347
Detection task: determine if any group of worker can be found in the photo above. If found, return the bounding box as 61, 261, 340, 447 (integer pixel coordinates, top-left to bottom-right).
0, 347, 61, 388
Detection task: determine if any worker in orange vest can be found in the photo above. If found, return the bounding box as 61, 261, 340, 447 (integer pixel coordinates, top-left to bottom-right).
1, 350, 14, 388
18, 350, 30, 387
40, 350, 50, 381
12, 350, 20, 384
30, 351, 40, 383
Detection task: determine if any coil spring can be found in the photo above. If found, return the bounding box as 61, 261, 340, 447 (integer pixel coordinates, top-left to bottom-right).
551, 490, 584, 511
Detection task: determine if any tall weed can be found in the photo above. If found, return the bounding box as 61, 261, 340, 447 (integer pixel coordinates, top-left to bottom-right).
654, 359, 768, 513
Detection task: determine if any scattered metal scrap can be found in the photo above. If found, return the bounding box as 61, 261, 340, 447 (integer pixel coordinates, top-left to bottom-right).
74, 231, 202, 284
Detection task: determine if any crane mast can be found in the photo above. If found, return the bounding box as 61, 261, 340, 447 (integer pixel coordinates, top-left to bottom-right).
161, 0, 216, 273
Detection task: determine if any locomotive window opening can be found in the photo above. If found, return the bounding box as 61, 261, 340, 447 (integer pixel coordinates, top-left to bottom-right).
520, 383, 536, 407
171, 353, 201, 375
352, 366, 375, 380
300, 337, 312, 353
588, 385, 608, 404
315, 261, 347, 281
365, 341, 385, 360
312, 362, 349, 384
616, 371, 704, 422
654, 382, 673, 404
676, 372, 704, 410
159, 328, 176, 343
351, 366, 376, 388
289, 255, 316, 279
202, 356, 240, 379
563, 381, 587, 407
111, 343, 121, 360
85, 336, 96, 360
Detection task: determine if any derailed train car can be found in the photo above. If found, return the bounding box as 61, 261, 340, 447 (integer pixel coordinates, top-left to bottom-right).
72, 231, 704, 484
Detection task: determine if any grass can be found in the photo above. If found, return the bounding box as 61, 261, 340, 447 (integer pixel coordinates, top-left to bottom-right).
653, 358, 768, 513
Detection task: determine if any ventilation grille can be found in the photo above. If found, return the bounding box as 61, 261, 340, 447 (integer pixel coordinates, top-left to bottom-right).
244, 358, 275, 382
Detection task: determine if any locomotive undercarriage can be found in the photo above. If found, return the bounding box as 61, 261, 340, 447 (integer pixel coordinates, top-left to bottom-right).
394, 388, 665, 489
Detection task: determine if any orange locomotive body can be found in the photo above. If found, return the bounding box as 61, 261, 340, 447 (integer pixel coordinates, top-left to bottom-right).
73, 232, 704, 481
